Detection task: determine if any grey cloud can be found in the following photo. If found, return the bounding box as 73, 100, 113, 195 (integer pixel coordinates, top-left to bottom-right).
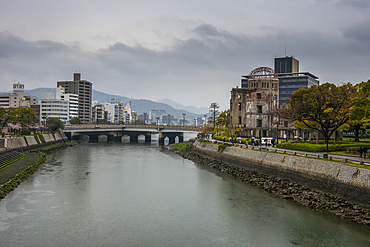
342, 20, 370, 43
0, 33, 73, 58
337, 0, 370, 9
193, 24, 223, 37
1, 23, 370, 108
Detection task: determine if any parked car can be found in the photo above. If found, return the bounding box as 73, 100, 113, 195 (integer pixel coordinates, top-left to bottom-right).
261, 137, 274, 145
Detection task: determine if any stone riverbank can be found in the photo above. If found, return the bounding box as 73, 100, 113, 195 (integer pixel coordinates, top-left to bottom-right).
176, 144, 370, 226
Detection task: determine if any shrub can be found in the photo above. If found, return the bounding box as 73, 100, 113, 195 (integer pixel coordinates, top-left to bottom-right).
20, 129, 31, 135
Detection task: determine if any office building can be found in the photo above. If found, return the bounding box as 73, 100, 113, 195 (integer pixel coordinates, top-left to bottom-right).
0, 82, 38, 108
274, 56, 319, 104
40, 92, 69, 123
57, 73, 92, 124
56, 86, 79, 121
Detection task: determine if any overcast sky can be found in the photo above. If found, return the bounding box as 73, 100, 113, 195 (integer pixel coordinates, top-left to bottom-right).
1, 0, 370, 110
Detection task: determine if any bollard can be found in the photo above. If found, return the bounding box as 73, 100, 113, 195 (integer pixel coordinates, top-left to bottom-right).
293, 151, 296, 155
316, 154, 320, 159
283, 150, 286, 154
329, 155, 332, 160
304, 153, 308, 157
342, 158, 347, 163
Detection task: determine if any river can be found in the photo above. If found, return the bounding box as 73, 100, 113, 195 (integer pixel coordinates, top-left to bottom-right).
1, 142, 370, 246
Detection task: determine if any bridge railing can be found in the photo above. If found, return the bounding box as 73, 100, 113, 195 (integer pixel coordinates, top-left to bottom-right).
64, 124, 200, 131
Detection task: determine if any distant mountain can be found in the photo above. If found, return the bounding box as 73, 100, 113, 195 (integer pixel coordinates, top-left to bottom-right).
159, 98, 209, 115
20, 88, 203, 120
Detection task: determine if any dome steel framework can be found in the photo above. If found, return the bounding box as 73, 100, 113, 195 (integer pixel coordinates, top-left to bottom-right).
249, 67, 277, 79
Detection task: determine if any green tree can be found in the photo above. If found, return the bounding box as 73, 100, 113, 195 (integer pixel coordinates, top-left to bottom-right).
17, 107, 38, 126
350, 80, 370, 140
288, 82, 357, 152
70, 117, 82, 125
216, 109, 230, 126
46, 117, 65, 131
0, 107, 12, 133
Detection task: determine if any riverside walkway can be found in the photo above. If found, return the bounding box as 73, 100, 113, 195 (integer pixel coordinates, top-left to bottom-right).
206, 138, 370, 166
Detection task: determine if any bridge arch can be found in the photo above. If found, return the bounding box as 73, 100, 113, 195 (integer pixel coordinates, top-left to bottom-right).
121, 135, 130, 143
98, 135, 108, 142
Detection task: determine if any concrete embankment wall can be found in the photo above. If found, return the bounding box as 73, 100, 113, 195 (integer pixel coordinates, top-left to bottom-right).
1, 132, 67, 151
193, 141, 370, 204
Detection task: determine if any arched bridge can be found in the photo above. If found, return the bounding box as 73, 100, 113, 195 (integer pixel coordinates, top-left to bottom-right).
63, 124, 200, 144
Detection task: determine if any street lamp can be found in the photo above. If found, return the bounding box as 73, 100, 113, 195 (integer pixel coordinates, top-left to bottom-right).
182, 113, 186, 127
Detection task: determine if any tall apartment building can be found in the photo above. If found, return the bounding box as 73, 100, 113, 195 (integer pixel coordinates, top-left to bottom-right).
57, 73, 92, 124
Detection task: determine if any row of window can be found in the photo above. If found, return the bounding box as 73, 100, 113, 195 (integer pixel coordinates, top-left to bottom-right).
42, 109, 68, 112
237, 117, 289, 127
41, 105, 68, 108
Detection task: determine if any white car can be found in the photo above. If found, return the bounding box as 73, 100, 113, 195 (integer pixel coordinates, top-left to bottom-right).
261, 137, 274, 145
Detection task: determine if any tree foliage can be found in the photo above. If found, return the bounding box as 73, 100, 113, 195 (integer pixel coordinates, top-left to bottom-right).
0, 107, 38, 133
46, 117, 65, 131
216, 109, 230, 126
70, 117, 82, 125
288, 82, 357, 144
350, 80, 370, 140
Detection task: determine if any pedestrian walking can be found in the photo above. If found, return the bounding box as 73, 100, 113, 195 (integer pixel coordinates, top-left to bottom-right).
359, 146, 363, 158
271, 138, 275, 147
364, 146, 368, 159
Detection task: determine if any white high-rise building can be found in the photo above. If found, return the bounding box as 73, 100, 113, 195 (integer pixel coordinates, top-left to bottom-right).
40, 91, 69, 123
56, 86, 78, 121
102, 103, 119, 124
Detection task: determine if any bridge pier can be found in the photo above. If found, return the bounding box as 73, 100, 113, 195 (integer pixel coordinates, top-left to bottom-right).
159, 132, 183, 145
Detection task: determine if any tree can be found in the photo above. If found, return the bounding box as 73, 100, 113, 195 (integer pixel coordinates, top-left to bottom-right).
209, 102, 220, 131
46, 117, 65, 131
70, 117, 82, 125
216, 109, 230, 127
350, 80, 370, 141
288, 82, 357, 152
0, 107, 12, 133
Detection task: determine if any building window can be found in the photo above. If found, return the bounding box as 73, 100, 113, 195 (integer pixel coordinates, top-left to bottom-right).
238, 94, 241, 99
257, 119, 262, 127
284, 121, 288, 127
238, 102, 241, 111
238, 116, 242, 124
257, 105, 262, 113
257, 93, 261, 99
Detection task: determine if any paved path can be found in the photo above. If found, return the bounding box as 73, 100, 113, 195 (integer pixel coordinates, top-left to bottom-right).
206, 137, 370, 166
0, 152, 39, 185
